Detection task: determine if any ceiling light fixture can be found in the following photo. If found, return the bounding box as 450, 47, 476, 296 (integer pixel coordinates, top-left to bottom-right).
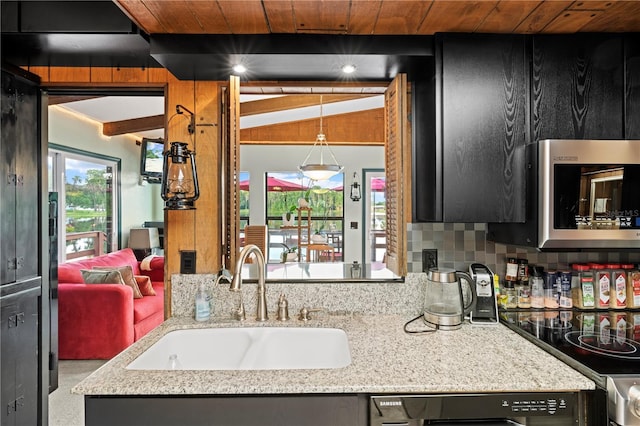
232, 64, 247, 74
298, 95, 344, 181
341, 64, 356, 74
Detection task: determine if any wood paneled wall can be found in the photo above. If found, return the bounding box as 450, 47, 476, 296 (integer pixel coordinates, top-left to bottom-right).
28, 65, 223, 317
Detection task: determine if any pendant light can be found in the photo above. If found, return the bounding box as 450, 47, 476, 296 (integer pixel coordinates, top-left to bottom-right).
298, 95, 344, 181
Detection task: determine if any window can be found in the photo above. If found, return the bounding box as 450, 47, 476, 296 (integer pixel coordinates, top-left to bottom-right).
48, 147, 120, 262
265, 172, 344, 262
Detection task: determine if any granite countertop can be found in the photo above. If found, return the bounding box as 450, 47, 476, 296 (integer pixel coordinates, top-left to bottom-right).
72, 314, 595, 396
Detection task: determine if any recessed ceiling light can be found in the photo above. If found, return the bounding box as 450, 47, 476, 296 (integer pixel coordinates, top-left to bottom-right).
341, 64, 356, 74
232, 64, 247, 74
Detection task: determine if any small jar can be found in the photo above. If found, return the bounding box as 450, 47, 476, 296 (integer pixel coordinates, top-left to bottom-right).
516, 280, 531, 308
608, 264, 627, 309
504, 280, 518, 309
572, 264, 595, 309
592, 263, 611, 309
624, 265, 640, 309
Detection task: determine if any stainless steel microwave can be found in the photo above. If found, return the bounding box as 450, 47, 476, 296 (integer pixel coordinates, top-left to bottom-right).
488, 139, 640, 250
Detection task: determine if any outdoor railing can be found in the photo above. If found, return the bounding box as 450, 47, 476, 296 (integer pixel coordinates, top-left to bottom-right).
65, 231, 107, 260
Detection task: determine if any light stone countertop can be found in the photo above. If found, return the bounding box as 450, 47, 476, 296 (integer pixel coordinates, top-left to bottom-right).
72, 313, 595, 396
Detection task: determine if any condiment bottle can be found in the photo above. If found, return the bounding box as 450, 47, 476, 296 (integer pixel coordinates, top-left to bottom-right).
592, 263, 611, 309
625, 265, 640, 309
543, 271, 559, 309
530, 266, 545, 309
608, 264, 627, 309
559, 270, 573, 308
517, 259, 529, 284
505, 257, 518, 281
571, 264, 595, 309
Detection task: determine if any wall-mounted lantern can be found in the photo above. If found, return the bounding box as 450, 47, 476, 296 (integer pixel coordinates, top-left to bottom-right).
161, 142, 199, 210
350, 172, 361, 202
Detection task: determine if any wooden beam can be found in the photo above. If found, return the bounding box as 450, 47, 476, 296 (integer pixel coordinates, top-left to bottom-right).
240, 108, 384, 144
48, 95, 103, 105
240, 94, 376, 116
102, 114, 165, 136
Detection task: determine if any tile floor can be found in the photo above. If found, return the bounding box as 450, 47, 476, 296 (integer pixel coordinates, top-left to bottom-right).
49, 360, 105, 426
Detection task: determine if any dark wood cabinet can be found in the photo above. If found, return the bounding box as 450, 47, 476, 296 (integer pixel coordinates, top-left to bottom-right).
531, 34, 624, 141
1, 69, 40, 285
1, 66, 45, 426
625, 34, 640, 139
1, 279, 41, 426
437, 34, 528, 223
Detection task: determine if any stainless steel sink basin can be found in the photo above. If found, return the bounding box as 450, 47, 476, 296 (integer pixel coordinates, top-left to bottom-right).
126, 327, 351, 370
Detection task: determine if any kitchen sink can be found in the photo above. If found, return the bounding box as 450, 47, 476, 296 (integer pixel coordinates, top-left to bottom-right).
126, 327, 351, 370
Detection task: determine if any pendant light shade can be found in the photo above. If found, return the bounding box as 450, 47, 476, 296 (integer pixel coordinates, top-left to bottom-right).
298, 95, 343, 181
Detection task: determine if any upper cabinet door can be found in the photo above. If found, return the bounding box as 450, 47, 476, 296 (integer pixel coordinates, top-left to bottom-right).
625, 34, 640, 139
439, 34, 528, 223
532, 34, 624, 141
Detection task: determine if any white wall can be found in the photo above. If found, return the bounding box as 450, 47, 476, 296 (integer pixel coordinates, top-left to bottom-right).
48, 106, 164, 248
240, 144, 384, 263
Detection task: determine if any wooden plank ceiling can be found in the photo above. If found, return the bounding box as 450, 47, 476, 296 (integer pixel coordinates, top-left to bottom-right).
115, 0, 640, 35
103, 0, 640, 140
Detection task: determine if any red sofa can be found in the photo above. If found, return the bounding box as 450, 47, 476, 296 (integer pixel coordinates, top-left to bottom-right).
58, 248, 165, 359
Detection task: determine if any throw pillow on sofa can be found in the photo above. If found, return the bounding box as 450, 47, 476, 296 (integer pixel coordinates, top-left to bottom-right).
81, 269, 126, 285
134, 275, 156, 296
91, 265, 143, 299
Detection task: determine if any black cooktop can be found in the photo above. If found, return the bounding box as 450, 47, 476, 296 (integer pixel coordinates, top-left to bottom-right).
500, 309, 640, 383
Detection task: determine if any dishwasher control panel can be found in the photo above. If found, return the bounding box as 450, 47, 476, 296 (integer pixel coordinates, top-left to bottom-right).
370, 392, 578, 426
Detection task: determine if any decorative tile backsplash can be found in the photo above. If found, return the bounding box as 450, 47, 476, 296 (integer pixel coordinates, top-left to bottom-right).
406, 222, 640, 279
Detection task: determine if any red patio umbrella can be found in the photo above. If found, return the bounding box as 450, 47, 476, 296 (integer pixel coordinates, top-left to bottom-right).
238, 177, 303, 192
266, 176, 303, 192
371, 177, 386, 192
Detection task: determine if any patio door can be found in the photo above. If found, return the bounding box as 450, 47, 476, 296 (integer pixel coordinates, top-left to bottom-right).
48, 147, 119, 262
363, 169, 386, 265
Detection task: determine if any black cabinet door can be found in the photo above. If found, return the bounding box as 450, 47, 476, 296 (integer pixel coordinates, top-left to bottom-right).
532, 34, 624, 141
0, 69, 39, 285
1, 280, 40, 426
625, 34, 640, 139
439, 34, 528, 223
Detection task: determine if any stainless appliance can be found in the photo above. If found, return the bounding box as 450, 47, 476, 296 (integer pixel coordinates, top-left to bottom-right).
370, 392, 582, 425
423, 268, 475, 330
488, 139, 640, 249
501, 309, 640, 425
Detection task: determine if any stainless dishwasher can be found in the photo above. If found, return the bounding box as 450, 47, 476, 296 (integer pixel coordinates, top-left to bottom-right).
370, 392, 584, 425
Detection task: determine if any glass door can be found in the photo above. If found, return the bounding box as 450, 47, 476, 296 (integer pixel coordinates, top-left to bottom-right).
48, 148, 119, 262
363, 169, 386, 265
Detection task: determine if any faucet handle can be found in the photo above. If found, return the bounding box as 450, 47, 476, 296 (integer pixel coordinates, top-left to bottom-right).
276, 294, 290, 321
298, 307, 322, 321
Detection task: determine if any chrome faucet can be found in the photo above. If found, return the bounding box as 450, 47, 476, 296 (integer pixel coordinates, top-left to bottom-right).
230, 244, 268, 322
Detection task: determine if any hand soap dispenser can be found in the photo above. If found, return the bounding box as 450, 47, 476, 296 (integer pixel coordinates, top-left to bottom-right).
195, 282, 211, 321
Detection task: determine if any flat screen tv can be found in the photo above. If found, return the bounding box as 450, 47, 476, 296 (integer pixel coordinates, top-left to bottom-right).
140, 138, 164, 183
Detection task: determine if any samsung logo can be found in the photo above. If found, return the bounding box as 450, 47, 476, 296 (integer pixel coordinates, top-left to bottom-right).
379, 401, 402, 407
553, 155, 579, 161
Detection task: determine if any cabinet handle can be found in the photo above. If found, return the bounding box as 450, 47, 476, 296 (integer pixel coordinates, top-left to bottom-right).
6, 173, 16, 185
7, 258, 17, 270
